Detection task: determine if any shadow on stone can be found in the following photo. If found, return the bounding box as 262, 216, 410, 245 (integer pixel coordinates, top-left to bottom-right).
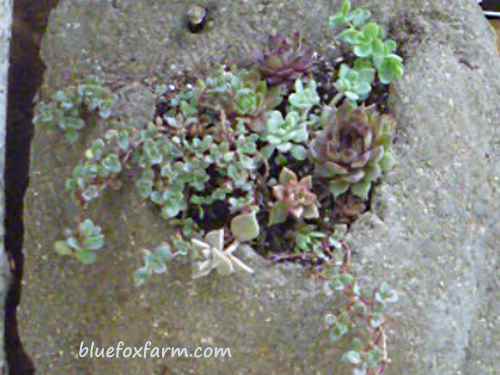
5, 0, 59, 373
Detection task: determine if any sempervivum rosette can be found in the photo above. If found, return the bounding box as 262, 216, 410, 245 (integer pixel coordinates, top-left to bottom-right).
311, 102, 396, 200
255, 32, 314, 87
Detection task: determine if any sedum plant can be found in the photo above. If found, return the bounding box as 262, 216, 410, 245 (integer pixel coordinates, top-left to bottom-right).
54, 219, 105, 264
255, 32, 314, 87
293, 224, 331, 260
65, 129, 129, 205
34, 77, 115, 143
263, 79, 320, 160
311, 102, 396, 200
264, 110, 309, 160
334, 62, 375, 103
325, 241, 398, 375
329, 0, 404, 103
134, 243, 174, 286
269, 167, 319, 225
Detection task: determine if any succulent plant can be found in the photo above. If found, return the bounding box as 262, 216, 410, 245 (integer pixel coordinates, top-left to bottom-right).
262, 79, 319, 160
269, 167, 319, 225
54, 219, 105, 264
330, 0, 404, 86
334, 62, 375, 103
255, 32, 314, 87
34, 76, 115, 143
311, 103, 396, 200
197, 68, 284, 132
134, 243, 174, 286
263, 110, 309, 160
65, 129, 130, 205
191, 229, 254, 279
293, 224, 329, 259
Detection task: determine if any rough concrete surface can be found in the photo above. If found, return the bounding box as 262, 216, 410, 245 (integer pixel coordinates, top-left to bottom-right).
16, 0, 500, 374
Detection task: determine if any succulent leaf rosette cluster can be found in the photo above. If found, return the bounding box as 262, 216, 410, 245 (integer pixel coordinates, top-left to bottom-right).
311, 103, 396, 200
255, 32, 314, 87
269, 167, 319, 226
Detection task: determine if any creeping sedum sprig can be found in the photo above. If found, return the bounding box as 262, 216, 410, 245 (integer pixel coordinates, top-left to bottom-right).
54, 219, 105, 264
134, 243, 174, 286
34, 77, 115, 143
324, 241, 398, 375
330, 0, 404, 104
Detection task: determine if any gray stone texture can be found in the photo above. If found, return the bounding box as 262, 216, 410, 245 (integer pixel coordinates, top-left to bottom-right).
17, 0, 500, 374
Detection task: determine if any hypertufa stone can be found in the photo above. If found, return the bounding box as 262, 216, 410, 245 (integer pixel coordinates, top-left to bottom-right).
18, 1, 500, 374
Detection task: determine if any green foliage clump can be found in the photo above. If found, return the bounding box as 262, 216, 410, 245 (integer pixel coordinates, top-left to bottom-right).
330, 0, 404, 103
34, 77, 115, 143
54, 219, 105, 264
65, 129, 130, 205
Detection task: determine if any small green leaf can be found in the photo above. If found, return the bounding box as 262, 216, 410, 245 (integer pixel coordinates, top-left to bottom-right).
380, 149, 396, 172
341, 0, 351, 16
330, 321, 349, 342
367, 348, 383, 368
290, 144, 307, 161
102, 154, 122, 174
354, 42, 373, 58
351, 8, 371, 27
79, 219, 97, 237
269, 201, 289, 226
134, 267, 150, 287
65, 129, 79, 144
351, 178, 372, 200
329, 181, 350, 199
378, 54, 404, 84
82, 185, 99, 202
231, 211, 260, 242
67, 237, 80, 251
329, 14, 348, 29
384, 39, 397, 54
362, 22, 380, 39
54, 241, 72, 256
75, 250, 97, 265
339, 27, 360, 45
82, 235, 105, 251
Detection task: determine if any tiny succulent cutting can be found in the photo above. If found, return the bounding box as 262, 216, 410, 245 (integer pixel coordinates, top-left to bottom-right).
38, 1, 405, 372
